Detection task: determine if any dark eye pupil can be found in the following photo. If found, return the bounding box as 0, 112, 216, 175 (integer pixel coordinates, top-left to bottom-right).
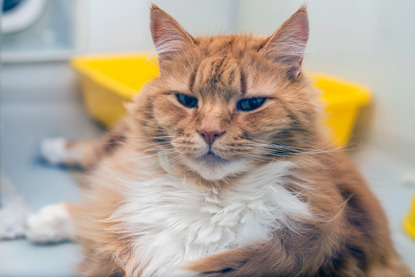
176, 94, 198, 108
250, 98, 259, 107
185, 96, 194, 106
237, 97, 266, 111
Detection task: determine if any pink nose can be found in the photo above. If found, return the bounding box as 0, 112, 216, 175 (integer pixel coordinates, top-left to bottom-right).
197, 129, 225, 146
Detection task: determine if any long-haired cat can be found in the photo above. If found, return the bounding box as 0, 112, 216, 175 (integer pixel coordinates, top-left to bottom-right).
27, 5, 411, 277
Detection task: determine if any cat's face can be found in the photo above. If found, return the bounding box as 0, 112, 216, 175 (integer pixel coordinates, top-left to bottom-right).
137, 6, 319, 181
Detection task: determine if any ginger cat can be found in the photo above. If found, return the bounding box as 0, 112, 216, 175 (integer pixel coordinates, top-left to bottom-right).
27, 5, 411, 277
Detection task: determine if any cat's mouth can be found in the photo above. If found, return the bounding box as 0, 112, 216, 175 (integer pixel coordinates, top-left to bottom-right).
184, 150, 248, 181
196, 151, 228, 166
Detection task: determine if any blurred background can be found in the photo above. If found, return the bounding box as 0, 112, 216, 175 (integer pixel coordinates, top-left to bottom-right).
1, 0, 415, 275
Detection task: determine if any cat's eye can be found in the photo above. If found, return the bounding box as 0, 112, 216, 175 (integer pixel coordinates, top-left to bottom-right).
176, 94, 198, 108
237, 97, 267, 112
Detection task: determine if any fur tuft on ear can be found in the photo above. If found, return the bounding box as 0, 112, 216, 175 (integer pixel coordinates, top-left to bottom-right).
150, 5, 196, 62
261, 6, 309, 80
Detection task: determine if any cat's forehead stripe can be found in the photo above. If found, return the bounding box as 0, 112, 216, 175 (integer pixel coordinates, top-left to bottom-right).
188, 69, 197, 92
194, 56, 243, 98
240, 70, 246, 95
208, 56, 228, 86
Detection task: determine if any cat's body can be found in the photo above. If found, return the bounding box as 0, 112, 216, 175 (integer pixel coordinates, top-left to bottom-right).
77, 140, 309, 276
27, 5, 411, 277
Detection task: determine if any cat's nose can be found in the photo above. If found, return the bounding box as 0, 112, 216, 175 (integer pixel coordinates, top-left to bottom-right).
197, 129, 226, 146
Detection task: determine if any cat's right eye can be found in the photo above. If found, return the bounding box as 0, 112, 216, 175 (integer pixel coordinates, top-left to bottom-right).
176, 94, 198, 108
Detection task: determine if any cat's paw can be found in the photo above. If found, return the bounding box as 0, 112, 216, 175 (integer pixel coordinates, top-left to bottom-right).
26, 203, 74, 243
41, 137, 69, 165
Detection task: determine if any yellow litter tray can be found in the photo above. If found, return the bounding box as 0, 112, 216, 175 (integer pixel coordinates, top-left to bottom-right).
71, 53, 371, 146
404, 193, 415, 240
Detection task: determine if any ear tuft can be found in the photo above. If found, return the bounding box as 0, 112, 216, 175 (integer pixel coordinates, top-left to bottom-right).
297, 4, 308, 14
150, 5, 195, 62
261, 6, 309, 80
150, 3, 160, 12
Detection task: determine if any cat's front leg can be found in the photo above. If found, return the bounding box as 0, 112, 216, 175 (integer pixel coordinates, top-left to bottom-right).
180, 247, 258, 277
26, 202, 80, 243
41, 120, 128, 169
179, 237, 315, 277
41, 137, 104, 169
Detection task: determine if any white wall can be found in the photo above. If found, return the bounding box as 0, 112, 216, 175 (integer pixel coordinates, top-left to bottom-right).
80, 0, 238, 53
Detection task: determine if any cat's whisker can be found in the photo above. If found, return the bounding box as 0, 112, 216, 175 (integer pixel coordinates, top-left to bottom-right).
122, 135, 178, 143
142, 144, 175, 153
159, 153, 186, 167
107, 148, 180, 167
241, 141, 345, 156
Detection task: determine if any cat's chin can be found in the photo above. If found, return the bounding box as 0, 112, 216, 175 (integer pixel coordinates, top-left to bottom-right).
183, 156, 250, 181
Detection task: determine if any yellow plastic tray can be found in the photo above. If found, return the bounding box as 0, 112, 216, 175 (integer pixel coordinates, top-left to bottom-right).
404, 193, 415, 240
309, 73, 371, 145
71, 52, 159, 127
71, 53, 371, 146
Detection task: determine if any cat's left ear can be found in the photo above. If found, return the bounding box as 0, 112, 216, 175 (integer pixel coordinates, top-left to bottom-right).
150, 5, 196, 62
260, 6, 309, 80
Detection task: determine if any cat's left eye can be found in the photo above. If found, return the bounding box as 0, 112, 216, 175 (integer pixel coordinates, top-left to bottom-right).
176, 94, 198, 108
237, 97, 267, 112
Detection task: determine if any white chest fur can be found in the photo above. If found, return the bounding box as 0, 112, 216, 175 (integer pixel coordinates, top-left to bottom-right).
110, 161, 310, 276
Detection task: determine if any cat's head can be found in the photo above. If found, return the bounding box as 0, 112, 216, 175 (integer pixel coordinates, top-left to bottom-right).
133, 5, 320, 182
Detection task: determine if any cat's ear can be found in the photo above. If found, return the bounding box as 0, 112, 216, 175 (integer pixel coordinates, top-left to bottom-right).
150, 5, 196, 61
260, 6, 309, 80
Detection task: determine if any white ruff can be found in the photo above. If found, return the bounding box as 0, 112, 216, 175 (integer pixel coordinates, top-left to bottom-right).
108, 160, 311, 276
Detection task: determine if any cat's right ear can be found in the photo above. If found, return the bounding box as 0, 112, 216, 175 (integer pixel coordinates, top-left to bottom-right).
150, 5, 196, 62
